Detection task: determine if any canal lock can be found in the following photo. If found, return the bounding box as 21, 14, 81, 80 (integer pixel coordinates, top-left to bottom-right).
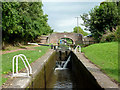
29, 49, 104, 89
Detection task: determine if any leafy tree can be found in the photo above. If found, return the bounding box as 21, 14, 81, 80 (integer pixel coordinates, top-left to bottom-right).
73, 26, 88, 36
81, 2, 119, 41
116, 1, 120, 25
2, 2, 53, 46
2, 2, 23, 44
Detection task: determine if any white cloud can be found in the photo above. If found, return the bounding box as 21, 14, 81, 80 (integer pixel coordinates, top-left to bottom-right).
57, 18, 76, 27
43, 2, 101, 32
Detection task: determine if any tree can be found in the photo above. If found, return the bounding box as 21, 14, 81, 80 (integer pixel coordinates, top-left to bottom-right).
81, 2, 119, 41
2, 2, 53, 46
2, 2, 23, 44
73, 26, 88, 36
116, 1, 120, 25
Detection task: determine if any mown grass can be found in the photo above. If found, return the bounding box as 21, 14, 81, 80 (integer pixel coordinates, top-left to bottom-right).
1, 46, 50, 86
82, 42, 119, 83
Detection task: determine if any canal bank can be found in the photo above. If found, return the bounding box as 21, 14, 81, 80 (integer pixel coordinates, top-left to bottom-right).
2, 49, 118, 89
75, 52, 118, 88
2, 49, 54, 88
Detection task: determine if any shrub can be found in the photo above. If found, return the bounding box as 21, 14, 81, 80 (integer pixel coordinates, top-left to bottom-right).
116, 26, 120, 42
100, 27, 119, 42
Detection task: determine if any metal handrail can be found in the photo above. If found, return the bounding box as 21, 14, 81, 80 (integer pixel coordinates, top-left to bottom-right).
75, 45, 81, 53
12, 54, 32, 77
19, 54, 32, 74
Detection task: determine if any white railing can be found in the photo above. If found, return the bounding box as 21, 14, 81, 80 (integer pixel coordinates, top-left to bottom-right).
12, 54, 32, 77
28, 42, 38, 45
75, 45, 81, 53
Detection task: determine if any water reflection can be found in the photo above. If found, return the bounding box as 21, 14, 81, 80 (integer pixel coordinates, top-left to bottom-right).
47, 69, 76, 89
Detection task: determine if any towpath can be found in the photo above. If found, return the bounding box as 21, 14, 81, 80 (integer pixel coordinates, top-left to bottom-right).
2, 45, 39, 54
75, 52, 118, 89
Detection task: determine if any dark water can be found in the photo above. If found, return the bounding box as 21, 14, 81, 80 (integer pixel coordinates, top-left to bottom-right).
46, 68, 77, 89
45, 51, 102, 89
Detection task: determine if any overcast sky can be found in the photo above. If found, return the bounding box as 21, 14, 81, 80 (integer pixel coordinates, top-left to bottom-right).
42, 0, 104, 33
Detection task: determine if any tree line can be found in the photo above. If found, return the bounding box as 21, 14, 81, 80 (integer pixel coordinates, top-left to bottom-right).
81, 1, 120, 42
2, 2, 53, 46
73, 26, 88, 36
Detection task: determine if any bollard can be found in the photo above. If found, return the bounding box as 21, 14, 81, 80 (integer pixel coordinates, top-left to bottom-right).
51, 44, 53, 49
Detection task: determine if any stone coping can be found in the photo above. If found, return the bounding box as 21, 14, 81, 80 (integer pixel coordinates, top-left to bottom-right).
75, 52, 118, 89
2, 50, 119, 89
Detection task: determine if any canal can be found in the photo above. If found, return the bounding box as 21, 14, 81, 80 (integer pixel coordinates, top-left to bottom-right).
29, 47, 103, 89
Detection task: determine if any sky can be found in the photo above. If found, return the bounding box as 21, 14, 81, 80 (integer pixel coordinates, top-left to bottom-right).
42, 0, 105, 33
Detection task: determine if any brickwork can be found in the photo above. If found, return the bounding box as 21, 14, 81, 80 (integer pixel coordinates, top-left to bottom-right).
48, 33, 83, 44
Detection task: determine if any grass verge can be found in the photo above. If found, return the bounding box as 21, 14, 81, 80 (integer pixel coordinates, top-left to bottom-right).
1, 46, 50, 86
82, 42, 119, 83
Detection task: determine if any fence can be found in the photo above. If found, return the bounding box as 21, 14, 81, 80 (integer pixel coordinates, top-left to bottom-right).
83, 41, 97, 45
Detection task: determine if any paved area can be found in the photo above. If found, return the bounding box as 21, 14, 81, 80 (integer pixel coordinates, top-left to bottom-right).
75, 52, 119, 89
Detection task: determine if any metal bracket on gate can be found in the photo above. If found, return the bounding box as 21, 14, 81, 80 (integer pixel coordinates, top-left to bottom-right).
12, 54, 32, 77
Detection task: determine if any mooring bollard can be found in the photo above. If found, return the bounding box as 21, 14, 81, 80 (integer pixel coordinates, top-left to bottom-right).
12, 54, 32, 77
54, 46, 56, 50
51, 44, 53, 49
